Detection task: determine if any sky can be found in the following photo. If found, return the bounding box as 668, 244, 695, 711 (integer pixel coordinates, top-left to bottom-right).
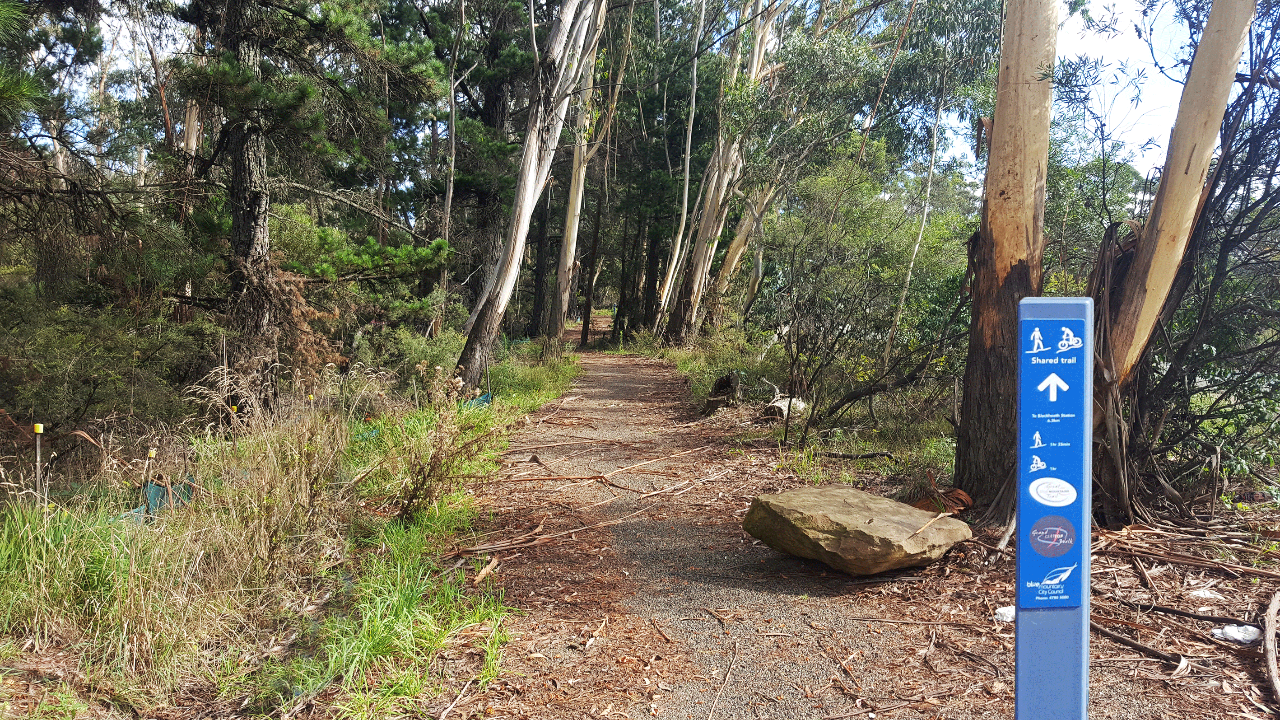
1054, 0, 1193, 174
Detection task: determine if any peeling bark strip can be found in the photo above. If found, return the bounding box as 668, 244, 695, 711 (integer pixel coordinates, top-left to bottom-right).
458, 0, 609, 385
1100, 0, 1257, 390
954, 0, 1056, 513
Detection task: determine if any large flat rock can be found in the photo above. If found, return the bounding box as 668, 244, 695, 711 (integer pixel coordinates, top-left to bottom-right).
742, 485, 972, 575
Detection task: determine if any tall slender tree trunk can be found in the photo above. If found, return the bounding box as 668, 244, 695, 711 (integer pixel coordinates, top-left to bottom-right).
458, 0, 608, 385
443, 0, 465, 249
655, 0, 706, 318
883, 98, 943, 367
549, 68, 595, 343
1087, 0, 1256, 523
705, 183, 775, 326
580, 182, 606, 348
662, 141, 737, 343
953, 0, 1057, 517
642, 219, 663, 327
1097, 0, 1256, 391
528, 192, 554, 337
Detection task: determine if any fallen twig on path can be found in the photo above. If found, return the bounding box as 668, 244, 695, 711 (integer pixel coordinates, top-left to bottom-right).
846, 616, 983, 628
1098, 588, 1255, 626
706, 641, 738, 720
651, 618, 675, 643
503, 439, 617, 453
1089, 620, 1210, 673
438, 679, 471, 720
450, 506, 656, 556
500, 474, 607, 483
1265, 591, 1280, 706
604, 444, 713, 477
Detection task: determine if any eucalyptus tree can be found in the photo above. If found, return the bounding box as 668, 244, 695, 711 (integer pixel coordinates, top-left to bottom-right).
544, 0, 635, 348
954, 0, 1257, 518
952, 0, 1057, 514
1085, 0, 1260, 524
456, 0, 609, 385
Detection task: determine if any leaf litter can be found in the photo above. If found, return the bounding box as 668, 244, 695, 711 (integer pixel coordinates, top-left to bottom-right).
448, 353, 1280, 720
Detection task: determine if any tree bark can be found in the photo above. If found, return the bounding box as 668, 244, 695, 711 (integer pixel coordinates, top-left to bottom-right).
224, 0, 279, 372
953, 0, 1057, 515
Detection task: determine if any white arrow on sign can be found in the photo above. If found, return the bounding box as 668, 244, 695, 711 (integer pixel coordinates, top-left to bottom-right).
1037, 373, 1069, 401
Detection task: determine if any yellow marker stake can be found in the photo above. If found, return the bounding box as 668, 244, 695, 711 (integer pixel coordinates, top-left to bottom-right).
148, 448, 156, 459
33, 424, 44, 506
231, 405, 237, 413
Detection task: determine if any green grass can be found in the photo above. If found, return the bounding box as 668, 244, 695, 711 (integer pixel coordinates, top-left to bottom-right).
237, 504, 509, 715
0, 348, 578, 715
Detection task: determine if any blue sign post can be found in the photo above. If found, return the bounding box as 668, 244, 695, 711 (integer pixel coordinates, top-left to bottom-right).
1016, 298, 1092, 719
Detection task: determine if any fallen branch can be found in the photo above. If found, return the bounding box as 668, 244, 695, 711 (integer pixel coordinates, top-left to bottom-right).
604, 444, 712, 477
438, 679, 472, 720
1100, 546, 1280, 579
822, 451, 895, 461
846, 616, 982, 628
1089, 621, 1210, 673
504, 439, 611, 453
651, 618, 675, 643
1100, 589, 1255, 626
907, 512, 952, 539
500, 474, 607, 483
1266, 592, 1280, 706
450, 506, 656, 556
473, 555, 500, 585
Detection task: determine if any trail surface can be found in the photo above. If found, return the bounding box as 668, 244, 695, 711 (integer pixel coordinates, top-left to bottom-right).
456, 351, 1223, 720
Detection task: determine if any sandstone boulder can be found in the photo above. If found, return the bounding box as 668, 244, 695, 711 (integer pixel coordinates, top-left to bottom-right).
743, 485, 971, 575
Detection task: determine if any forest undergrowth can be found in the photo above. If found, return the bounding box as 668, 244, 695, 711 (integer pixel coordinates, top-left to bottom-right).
0, 341, 578, 717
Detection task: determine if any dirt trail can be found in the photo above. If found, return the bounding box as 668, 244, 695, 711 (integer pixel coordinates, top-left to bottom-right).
459, 351, 1229, 720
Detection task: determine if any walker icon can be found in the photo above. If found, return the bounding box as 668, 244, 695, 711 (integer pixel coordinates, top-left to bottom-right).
1026, 327, 1048, 353
1058, 327, 1083, 353
1031, 431, 1046, 449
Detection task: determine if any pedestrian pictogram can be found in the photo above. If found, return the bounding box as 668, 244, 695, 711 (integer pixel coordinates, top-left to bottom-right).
1026, 326, 1048, 353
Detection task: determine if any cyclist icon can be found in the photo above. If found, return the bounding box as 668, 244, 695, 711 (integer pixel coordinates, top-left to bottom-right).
1057, 327, 1083, 353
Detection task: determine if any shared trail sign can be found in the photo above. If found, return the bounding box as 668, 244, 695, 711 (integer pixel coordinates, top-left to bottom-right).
1016, 297, 1093, 719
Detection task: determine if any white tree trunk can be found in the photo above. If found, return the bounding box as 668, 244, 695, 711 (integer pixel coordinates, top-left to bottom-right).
457, 0, 608, 383
1103, 0, 1256, 387
655, 0, 707, 317
882, 99, 943, 368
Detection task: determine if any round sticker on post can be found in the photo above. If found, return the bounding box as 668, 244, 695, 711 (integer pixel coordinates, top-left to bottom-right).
1029, 477, 1077, 507
1029, 515, 1076, 558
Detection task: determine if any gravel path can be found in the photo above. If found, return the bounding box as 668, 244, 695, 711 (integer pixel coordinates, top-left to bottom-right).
462, 351, 1233, 720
